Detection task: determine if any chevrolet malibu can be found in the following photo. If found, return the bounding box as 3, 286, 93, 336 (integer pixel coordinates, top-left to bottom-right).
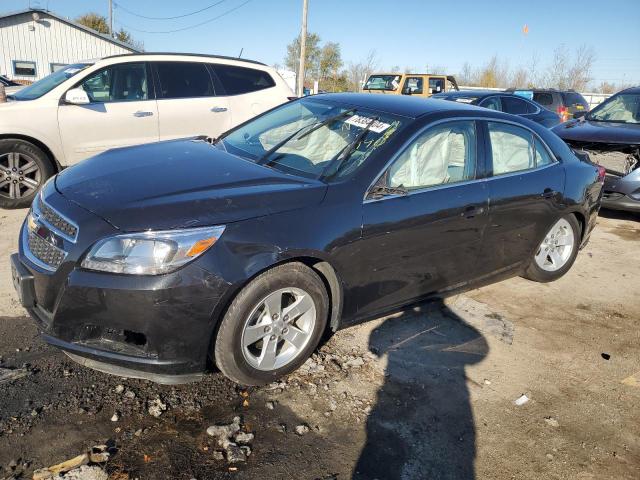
11, 94, 604, 386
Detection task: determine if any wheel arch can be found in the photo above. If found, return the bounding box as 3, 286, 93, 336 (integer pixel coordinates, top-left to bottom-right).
206, 256, 344, 370
0, 134, 62, 172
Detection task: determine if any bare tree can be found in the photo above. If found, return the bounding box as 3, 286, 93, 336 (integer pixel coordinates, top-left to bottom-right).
545, 44, 595, 90
346, 50, 379, 92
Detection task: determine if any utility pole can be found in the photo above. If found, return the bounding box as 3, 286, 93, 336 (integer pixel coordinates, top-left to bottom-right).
108, 0, 114, 37
296, 0, 308, 97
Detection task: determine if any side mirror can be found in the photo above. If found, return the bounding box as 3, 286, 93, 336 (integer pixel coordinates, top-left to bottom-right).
573, 111, 588, 119
64, 88, 90, 105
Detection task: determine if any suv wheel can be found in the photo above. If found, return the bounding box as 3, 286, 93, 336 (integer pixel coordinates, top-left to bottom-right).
214, 263, 329, 385
0, 139, 54, 209
523, 214, 580, 282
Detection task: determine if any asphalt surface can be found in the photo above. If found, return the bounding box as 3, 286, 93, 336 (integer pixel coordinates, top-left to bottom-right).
0, 207, 639, 479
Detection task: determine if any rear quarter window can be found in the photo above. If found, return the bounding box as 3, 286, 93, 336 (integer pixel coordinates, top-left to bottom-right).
214, 64, 276, 95
563, 92, 588, 107
533, 92, 553, 106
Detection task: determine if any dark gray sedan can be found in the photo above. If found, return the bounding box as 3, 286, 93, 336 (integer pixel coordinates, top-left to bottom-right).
432, 90, 561, 128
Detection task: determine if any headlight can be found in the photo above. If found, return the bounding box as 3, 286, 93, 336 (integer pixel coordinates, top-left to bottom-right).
81, 225, 225, 275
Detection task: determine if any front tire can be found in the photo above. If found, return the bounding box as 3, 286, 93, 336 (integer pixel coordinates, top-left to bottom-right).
0, 139, 54, 209
523, 214, 581, 283
214, 262, 329, 386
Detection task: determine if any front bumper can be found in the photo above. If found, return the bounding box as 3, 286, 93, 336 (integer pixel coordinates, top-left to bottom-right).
601, 192, 640, 213
11, 186, 234, 383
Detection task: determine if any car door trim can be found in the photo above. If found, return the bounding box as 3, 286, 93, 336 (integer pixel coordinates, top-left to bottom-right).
364, 116, 557, 204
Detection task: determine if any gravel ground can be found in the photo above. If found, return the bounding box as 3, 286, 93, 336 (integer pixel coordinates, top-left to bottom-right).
0, 207, 639, 480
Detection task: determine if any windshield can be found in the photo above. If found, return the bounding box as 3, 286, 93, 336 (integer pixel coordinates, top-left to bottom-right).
364, 75, 402, 91
12, 63, 91, 100
220, 98, 406, 180
588, 93, 640, 124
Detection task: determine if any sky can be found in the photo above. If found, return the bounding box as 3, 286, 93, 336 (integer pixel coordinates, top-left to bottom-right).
10, 0, 640, 88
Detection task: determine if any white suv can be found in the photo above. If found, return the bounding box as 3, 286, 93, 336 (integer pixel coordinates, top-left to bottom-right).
0, 53, 294, 208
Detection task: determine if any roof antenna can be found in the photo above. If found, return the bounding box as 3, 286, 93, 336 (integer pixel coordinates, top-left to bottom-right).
238, 48, 243, 59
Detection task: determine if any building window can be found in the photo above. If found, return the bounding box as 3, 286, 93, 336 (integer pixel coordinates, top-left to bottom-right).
50, 63, 68, 73
13, 60, 36, 76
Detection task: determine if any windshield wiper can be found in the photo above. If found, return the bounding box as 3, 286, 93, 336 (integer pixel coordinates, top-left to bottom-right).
257, 109, 356, 166
322, 116, 379, 180
368, 184, 408, 199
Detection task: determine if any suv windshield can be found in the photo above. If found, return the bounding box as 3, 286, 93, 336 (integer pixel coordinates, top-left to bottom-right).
588, 93, 640, 124
220, 98, 406, 180
364, 75, 401, 91
12, 63, 91, 101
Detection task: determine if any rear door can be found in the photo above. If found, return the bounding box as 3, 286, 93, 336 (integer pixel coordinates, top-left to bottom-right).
476, 120, 565, 276
153, 61, 231, 140
355, 120, 489, 319
212, 63, 285, 127
58, 62, 159, 164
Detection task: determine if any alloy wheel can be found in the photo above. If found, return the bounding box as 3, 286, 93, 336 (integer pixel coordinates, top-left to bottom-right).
534, 218, 575, 272
241, 287, 317, 371
0, 151, 42, 200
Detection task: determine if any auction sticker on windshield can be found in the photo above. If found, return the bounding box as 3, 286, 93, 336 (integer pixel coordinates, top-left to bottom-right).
345, 115, 391, 134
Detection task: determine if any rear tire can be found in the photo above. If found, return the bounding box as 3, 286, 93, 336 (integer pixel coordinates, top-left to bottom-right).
0, 139, 54, 209
523, 214, 581, 283
214, 262, 329, 386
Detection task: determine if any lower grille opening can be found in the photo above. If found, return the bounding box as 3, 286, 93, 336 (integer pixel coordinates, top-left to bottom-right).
124, 330, 147, 346
76, 326, 153, 357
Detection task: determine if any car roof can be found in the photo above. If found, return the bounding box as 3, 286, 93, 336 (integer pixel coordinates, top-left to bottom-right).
619, 86, 640, 94
101, 52, 266, 66
311, 92, 489, 118
435, 90, 503, 99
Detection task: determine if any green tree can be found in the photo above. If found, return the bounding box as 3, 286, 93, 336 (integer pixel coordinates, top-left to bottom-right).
76, 13, 140, 49
284, 32, 321, 83
318, 42, 343, 80
76, 12, 110, 34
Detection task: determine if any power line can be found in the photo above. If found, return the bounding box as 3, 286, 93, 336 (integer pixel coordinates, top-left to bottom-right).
117, 0, 252, 34
114, 0, 228, 20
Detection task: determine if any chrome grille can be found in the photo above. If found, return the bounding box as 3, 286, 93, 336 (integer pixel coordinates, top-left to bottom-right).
27, 230, 66, 269
38, 196, 78, 239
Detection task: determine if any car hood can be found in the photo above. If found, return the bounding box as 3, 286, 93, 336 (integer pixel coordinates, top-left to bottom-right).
55, 139, 328, 231
552, 119, 640, 146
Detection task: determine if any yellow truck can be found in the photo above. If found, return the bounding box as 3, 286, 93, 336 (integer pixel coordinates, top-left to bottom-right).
363, 73, 459, 97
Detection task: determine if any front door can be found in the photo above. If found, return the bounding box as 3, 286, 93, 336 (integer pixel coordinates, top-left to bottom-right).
153, 61, 231, 141
354, 120, 489, 320
476, 120, 565, 275
58, 62, 159, 164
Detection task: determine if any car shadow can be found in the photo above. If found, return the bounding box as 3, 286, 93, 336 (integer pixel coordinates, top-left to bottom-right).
353, 299, 488, 480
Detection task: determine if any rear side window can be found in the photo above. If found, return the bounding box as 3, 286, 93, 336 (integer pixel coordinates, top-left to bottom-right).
428, 78, 445, 94
155, 62, 214, 99
501, 96, 529, 115
403, 77, 423, 94
533, 92, 553, 106
563, 92, 587, 107
479, 96, 501, 110
488, 122, 554, 175
214, 65, 275, 95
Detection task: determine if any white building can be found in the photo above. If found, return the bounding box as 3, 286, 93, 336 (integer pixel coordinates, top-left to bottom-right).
0, 8, 138, 82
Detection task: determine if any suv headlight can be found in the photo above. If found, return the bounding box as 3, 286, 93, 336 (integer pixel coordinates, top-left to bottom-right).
81, 226, 225, 275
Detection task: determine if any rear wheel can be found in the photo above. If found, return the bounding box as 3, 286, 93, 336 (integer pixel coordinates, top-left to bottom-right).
523, 214, 580, 282
0, 139, 54, 209
214, 263, 329, 385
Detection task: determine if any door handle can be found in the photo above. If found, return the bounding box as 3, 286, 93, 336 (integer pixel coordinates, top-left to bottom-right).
542, 188, 557, 199
461, 205, 485, 218
133, 111, 153, 117
211, 107, 228, 113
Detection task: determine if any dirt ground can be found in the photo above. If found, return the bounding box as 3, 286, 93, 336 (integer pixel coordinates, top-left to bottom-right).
0, 207, 638, 480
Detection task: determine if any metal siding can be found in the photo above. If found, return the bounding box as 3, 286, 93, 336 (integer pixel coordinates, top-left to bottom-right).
0, 12, 134, 81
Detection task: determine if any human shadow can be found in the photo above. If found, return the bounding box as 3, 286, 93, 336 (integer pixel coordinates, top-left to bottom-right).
353, 299, 488, 480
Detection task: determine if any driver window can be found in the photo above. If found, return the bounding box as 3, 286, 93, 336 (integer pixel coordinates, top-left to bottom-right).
387, 120, 477, 190
79, 63, 148, 103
